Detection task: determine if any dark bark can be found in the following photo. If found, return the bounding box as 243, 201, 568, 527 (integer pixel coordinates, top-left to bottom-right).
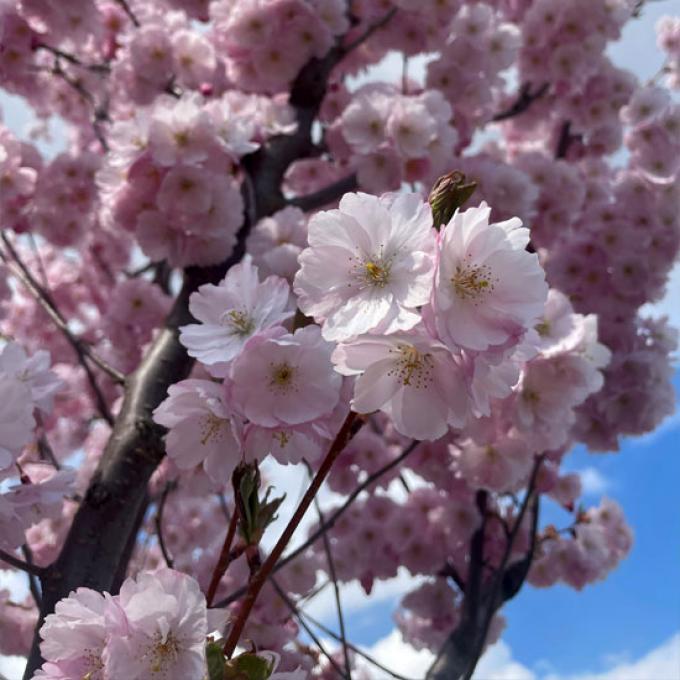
426, 463, 543, 680
23, 262, 231, 678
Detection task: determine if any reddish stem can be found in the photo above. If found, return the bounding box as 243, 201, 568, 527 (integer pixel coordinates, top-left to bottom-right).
206, 508, 240, 607
222, 411, 361, 657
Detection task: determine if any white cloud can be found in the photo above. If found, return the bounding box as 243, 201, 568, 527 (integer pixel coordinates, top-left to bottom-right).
357, 629, 435, 679
306, 567, 424, 624
474, 641, 536, 680
355, 630, 680, 680
577, 467, 610, 497
544, 632, 680, 680
0, 570, 29, 600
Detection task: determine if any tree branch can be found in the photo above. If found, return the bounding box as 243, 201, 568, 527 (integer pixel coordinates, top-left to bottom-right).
115, 0, 140, 27
0, 548, 44, 577
288, 174, 358, 212
426, 458, 544, 680
555, 120, 575, 159
155, 482, 176, 569
271, 578, 348, 678
222, 412, 362, 657
0, 235, 125, 385
300, 608, 415, 680
309, 466, 352, 679
492, 83, 549, 122
22, 545, 42, 608
22, 252, 245, 679
206, 505, 240, 607
213, 439, 420, 609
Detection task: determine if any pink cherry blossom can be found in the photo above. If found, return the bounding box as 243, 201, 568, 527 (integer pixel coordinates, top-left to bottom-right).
180, 255, 293, 371
153, 379, 243, 486
231, 325, 342, 427
0, 340, 63, 413
39, 588, 109, 680
0, 373, 35, 471
431, 201, 548, 352
332, 327, 470, 440
294, 191, 435, 342
104, 569, 210, 680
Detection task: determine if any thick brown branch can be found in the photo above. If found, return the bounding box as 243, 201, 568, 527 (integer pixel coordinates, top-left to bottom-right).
289, 174, 358, 212
22, 256, 241, 679
426, 458, 544, 680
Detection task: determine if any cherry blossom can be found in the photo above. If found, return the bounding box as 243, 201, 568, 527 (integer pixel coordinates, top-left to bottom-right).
430, 202, 548, 352
332, 327, 470, 440
104, 569, 210, 680
0, 2, 676, 678
180, 256, 293, 373
294, 191, 436, 342
153, 379, 243, 486
231, 325, 342, 427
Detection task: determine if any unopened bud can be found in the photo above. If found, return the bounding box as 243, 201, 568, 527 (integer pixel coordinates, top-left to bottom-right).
428, 171, 477, 229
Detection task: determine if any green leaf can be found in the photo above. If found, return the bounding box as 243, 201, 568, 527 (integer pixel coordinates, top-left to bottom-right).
225, 652, 276, 680
206, 641, 227, 680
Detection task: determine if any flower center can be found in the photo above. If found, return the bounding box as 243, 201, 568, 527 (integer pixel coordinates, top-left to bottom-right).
535, 320, 551, 337
388, 344, 434, 388
199, 412, 228, 446
81, 649, 104, 680
451, 263, 494, 301
220, 309, 255, 336
364, 260, 391, 287
350, 247, 395, 290
147, 632, 179, 674
274, 430, 291, 448
269, 362, 297, 394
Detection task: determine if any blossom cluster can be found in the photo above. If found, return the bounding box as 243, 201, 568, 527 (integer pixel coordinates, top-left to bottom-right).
0, 0, 677, 677
0, 341, 73, 551
34, 567, 302, 680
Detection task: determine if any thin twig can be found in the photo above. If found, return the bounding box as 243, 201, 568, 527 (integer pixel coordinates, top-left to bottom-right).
35, 43, 110, 73
1, 250, 116, 424
21, 545, 42, 608
0, 548, 44, 577
300, 609, 416, 680
271, 578, 348, 678
342, 8, 397, 54
34, 413, 61, 470
213, 439, 419, 609
155, 482, 175, 569
492, 82, 549, 122
115, 0, 140, 27
307, 464, 352, 679
50, 60, 110, 152
206, 508, 240, 607
1, 236, 125, 391
222, 412, 362, 656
